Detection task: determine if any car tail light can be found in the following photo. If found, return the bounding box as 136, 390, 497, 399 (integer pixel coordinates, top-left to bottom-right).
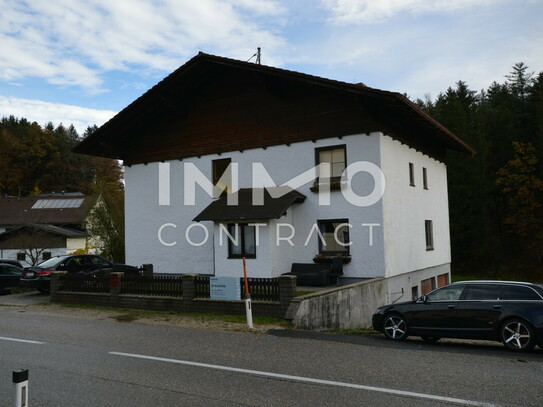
35, 270, 53, 276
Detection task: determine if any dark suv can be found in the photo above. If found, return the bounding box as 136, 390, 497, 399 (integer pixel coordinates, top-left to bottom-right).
372, 280, 543, 352
20, 255, 138, 293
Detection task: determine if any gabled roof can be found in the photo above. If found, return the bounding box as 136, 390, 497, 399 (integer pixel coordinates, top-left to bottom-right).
74, 52, 475, 163
0, 195, 98, 226
0, 224, 86, 238
193, 188, 306, 222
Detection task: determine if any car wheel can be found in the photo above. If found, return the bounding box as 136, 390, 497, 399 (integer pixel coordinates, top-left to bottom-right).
383, 314, 408, 341
500, 319, 535, 352
421, 336, 441, 343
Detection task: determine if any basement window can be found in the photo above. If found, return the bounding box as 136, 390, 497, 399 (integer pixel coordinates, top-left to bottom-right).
17, 252, 26, 261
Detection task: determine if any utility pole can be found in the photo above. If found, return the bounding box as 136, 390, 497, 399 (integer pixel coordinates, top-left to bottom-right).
256, 47, 261, 65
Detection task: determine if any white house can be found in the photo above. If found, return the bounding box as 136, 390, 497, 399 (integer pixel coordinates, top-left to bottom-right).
0, 194, 98, 266
75, 53, 474, 301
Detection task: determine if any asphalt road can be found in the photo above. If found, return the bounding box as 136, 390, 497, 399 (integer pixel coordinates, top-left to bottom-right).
1, 306, 542, 406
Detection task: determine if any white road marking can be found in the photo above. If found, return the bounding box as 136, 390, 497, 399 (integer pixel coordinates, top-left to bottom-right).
109, 351, 499, 407
0, 336, 45, 344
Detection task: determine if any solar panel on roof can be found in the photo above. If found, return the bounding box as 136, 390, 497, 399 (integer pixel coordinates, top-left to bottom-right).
31, 198, 84, 209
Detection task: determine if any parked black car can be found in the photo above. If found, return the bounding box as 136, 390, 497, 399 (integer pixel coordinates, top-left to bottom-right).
372, 280, 543, 352
0, 263, 23, 292
0, 259, 24, 268
20, 255, 138, 293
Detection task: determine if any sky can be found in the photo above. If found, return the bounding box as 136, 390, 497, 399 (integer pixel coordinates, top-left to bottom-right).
1, 0, 542, 134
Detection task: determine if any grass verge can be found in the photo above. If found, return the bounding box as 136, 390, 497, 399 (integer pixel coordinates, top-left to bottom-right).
60, 303, 292, 327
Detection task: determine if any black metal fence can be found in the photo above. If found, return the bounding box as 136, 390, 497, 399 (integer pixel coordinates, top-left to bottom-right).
195, 276, 210, 298
245, 277, 280, 301
58, 274, 109, 293
121, 275, 183, 297
193, 276, 280, 301
57, 274, 282, 302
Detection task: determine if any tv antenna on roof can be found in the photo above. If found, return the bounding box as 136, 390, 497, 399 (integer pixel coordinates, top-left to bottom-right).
247, 47, 261, 64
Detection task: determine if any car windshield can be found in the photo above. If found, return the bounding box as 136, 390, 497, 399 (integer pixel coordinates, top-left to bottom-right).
37, 256, 68, 268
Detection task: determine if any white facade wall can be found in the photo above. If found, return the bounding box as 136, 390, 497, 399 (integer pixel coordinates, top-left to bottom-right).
380, 135, 451, 279
125, 133, 385, 278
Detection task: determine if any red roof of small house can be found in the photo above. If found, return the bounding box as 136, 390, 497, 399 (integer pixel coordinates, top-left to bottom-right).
74, 52, 474, 164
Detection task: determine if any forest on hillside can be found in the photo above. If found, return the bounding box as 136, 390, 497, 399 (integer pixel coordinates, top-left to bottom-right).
0, 62, 542, 277
0, 119, 125, 262
416, 63, 543, 278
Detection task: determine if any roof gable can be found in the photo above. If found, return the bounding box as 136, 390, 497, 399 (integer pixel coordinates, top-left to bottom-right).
74, 52, 474, 164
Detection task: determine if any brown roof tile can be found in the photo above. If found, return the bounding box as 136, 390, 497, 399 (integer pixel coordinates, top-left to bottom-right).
193, 188, 306, 222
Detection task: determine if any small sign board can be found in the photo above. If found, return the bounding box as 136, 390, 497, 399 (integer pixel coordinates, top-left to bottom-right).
210, 277, 241, 301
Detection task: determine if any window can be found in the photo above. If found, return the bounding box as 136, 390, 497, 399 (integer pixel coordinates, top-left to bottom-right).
426, 284, 465, 301
212, 158, 232, 197
316, 145, 346, 182
421, 277, 436, 295
423, 167, 428, 189
317, 219, 350, 255
227, 223, 256, 258
411, 286, 419, 300
17, 252, 25, 261
409, 163, 415, 186
437, 273, 449, 287
425, 220, 434, 250
463, 285, 502, 300
42, 252, 52, 261
502, 285, 542, 301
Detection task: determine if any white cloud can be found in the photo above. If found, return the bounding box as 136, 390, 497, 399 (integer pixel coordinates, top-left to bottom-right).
0, 0, 286, 92
0, 96, 117, 134
321, 0, 501, 23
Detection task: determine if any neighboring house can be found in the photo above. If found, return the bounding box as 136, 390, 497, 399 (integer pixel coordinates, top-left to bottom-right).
74, 52, 474, 302
0, 194, 98, 266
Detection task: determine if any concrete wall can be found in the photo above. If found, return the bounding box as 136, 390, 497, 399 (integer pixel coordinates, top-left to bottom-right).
124, 133, 385, 278
287, 278, 387, 330
287, 264, 452, 330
